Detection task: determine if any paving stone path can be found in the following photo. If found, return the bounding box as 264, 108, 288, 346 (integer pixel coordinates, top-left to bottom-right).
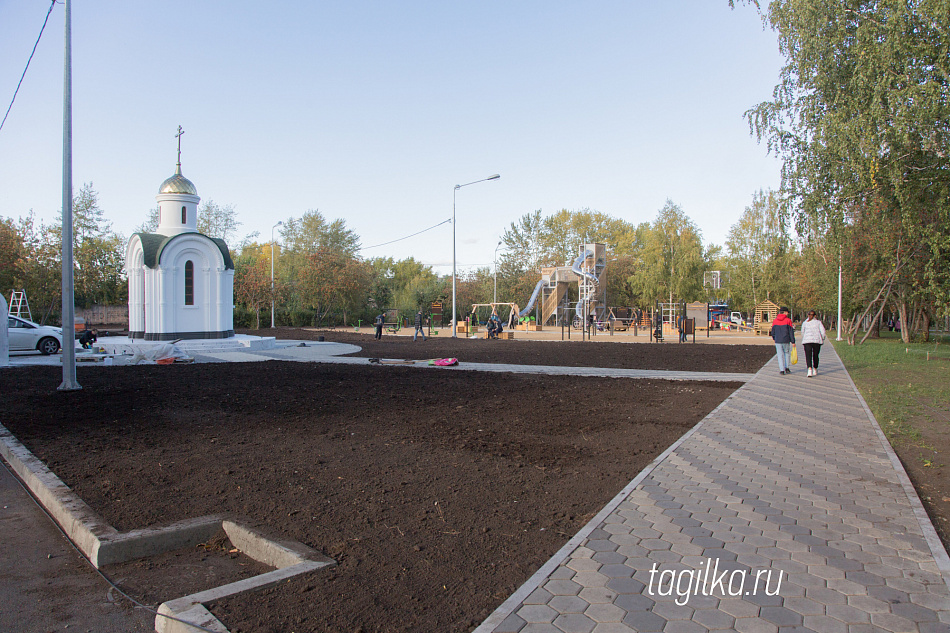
475, 344, 950, 633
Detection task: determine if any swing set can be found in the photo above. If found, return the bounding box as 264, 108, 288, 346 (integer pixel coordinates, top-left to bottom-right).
469, 303, 522, 329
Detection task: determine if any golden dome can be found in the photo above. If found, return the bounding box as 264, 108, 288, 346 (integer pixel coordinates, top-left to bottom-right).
158, 165, 197, 195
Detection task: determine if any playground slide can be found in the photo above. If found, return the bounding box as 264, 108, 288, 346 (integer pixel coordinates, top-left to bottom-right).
517, 249, 603, 321
518, 279, 545, 318
572, 249, 598, 285
572, 248, 600, 317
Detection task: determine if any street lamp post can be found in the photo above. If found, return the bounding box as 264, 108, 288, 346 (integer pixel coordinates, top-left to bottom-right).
271, 220, 282, 328
493, 240, 503, 304
59, 0, 79, 391
452, 174, 500, 338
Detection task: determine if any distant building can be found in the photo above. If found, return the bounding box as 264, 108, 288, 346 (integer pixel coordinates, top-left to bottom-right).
125, 161, 234, 340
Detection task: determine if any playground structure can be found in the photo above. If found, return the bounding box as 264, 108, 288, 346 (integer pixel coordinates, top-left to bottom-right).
752, 299, 781, 335
468, 303, 521, 329
515, 243, 608, 328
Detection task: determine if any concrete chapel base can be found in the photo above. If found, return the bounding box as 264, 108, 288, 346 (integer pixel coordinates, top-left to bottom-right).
95, 334, 277, 356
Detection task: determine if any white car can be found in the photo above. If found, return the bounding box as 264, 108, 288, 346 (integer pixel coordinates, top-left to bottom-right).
7, 316, 63, 355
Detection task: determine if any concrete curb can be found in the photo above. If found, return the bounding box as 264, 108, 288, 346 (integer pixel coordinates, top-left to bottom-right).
0, 423, 334, 633
156, 521, 334, 633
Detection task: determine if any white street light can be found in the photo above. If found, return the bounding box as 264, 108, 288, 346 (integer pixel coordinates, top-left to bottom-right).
271, 220, 282, 328
493, 240, 503, 304
452, 174, 500, 338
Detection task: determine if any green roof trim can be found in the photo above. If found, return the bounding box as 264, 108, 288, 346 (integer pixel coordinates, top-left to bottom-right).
134, 232, 234, 270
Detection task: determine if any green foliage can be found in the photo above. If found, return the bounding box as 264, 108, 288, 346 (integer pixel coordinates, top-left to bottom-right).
298, 249, 372, 326
631, 200, 706, 304
500, 208, 644, 274
10, 184, 128, 317
233, 246, 282, 329
280, 210, 360, 256
0, 217, 25, 292
724, 190, 797, 312
197, 200, 241, 243
233, 304, 257, 329
744, 0, 950, 342
136, 206, 160, 233
607, 254, 640, 308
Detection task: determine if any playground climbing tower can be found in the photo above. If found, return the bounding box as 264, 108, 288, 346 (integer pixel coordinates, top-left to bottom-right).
529, 243, 607, 326
574, 243, 607, 324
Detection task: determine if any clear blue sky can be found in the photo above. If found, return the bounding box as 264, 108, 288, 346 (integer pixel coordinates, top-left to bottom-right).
0, 1, 784, 275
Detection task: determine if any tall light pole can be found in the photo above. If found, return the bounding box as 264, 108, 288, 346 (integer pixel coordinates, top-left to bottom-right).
59, 0, 79, 391
270, 220, 282, 328
836, 251, 843, 341
452, 174, 500, 338
493, 240, 503, 304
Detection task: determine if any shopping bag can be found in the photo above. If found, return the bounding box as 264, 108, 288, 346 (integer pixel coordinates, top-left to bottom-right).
790, 346, 798, 365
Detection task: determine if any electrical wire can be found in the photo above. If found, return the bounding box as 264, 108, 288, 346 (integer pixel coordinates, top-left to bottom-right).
0, 455, 222, 633
359, 218, 451, 251
0, 0, 57, 135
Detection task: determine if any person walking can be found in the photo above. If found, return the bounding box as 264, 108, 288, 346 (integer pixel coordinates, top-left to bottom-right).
801, 310, 827, 377
374, 312, 385, 341
769, 306, 796, 375
413, 310, 427, 341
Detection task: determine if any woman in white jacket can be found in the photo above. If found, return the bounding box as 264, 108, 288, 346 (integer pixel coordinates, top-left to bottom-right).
801, 311, 827, 377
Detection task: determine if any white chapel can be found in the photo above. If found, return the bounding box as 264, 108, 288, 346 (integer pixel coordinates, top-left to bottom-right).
125, 145, 235, 341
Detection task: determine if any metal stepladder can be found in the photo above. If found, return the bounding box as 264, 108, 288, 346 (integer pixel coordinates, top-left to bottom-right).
9, 290, 32, 322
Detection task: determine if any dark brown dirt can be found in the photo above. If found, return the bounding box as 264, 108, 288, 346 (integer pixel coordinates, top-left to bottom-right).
886, 402, 950, 551
242, 327, 776, 372
0, 342, 762, 633
103, 532, 274, 608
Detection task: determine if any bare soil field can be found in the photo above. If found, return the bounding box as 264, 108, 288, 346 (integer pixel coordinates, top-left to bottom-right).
0, 340, 768, 632
244, 327, 776, 372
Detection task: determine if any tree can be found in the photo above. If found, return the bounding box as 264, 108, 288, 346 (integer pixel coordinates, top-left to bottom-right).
366, 257, 395, 311
741, 0, 950, 341
724, 190, 796, 312
71, 184, 127, 307
136, 206, 160, 233
197, 200, 241, 243
391, 258, 442, 316
16, 213, 62, 322
499, 208, 643, 275
631, 200, 706, 305
277, 210, 362, 314
233, 244, 283, 329
2, 185, 127, 320
606, 254, 640, 309
280, 210, 359, 256
0, 217, 25, 292
299, 250, 372, 326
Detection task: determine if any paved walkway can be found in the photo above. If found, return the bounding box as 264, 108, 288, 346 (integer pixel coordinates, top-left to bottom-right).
474, 343, 950, 633
0, 459, 152, 632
